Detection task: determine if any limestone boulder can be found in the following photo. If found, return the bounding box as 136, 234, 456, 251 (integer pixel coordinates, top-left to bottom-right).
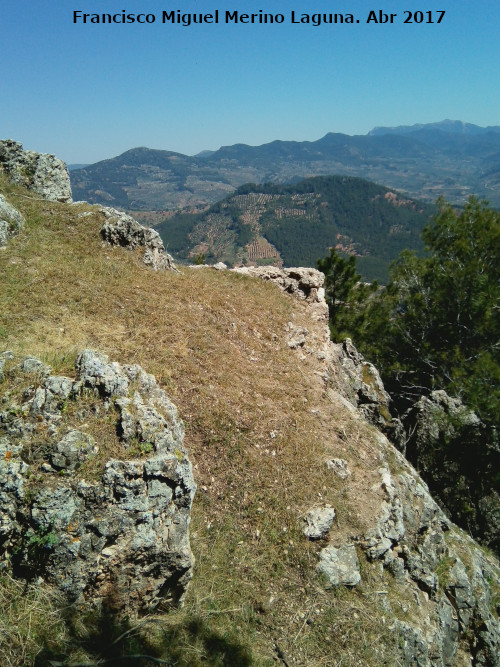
100, 207, 176, 271
302, 506, 336, 540
317, 544, 361, 587
0, 350, 195, 613
0, 194, 24, 248
0, 140, 72, 203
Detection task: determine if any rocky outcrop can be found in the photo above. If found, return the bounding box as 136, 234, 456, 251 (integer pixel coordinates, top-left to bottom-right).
402, 390, 500, 554
0, 350, 195, 613
0, 194, 24, 248
317, 342, 500, 663
328, 338, 405, 447
0, 140, 72, 203
366, 443, 500, 666
232, 266, 329, 321
315, 421, 500, 665
100, 207, 177, 271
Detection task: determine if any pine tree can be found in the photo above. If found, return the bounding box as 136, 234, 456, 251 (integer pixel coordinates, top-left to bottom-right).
317, 248, 377, 339
356, 197, 500, 421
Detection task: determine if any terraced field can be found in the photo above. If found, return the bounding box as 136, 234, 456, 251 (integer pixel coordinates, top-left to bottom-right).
158, 175, 434, 282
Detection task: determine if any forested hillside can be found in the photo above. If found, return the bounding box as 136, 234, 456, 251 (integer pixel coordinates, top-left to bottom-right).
157, 175, 433, 282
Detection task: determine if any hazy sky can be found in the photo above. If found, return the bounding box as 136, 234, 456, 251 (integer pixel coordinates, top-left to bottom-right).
2, 1, 499, 163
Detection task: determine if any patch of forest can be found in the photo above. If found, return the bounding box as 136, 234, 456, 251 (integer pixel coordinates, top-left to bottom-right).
157, 175, 434, 282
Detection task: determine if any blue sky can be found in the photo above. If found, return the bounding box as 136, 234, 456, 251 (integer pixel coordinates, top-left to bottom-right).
2, 1, 499, 163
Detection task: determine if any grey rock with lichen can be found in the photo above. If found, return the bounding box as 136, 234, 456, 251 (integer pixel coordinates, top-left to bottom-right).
318, 544, 361, 587
302, 506, 336, 540
0, 194, 24, 248
75, 348, 130, 400
0, 139, 72, 203
0, 350, 195, 613
100, 206, 176, 271
0, 351, 14, 380
19, 356, 52, 376
0, 446, 28, 547
356, 436, 500, 666
329, 338, 405, 447
396, 622, 430, 667
445, 558, 474, 629
50, 430, 98, 471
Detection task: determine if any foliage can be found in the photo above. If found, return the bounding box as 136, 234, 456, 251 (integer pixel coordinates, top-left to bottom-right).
27, 528, 59, 557
328, 197, 500, 552
355, 197, 500, 422
317, 248, 378, 338
157, 175, 433, 281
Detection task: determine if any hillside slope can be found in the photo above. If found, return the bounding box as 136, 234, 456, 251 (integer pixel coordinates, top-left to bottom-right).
1, 172, 500, 666
70, 122, 500, 210
157, 176, 433, 282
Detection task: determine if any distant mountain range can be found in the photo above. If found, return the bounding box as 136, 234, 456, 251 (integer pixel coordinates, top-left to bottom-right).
157, 175, 434, 282
70, 120, 500, 211
67, 164, 89, 171
369, 119, 500, 136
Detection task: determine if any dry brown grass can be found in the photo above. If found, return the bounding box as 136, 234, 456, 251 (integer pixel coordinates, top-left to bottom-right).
0, 574, 71, 667
0, 177, 403, 665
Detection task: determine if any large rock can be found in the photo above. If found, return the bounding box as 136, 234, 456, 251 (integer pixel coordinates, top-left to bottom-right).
100, 207, 177, 271
0, 194, 24, 248
329, 338, 405, 446
0, 350, 195, 613
355, 433, 500, 666
232, 266, 329, 321
0, 140, 72, 203
317, 544, 361, 587
302, 506, 336, 540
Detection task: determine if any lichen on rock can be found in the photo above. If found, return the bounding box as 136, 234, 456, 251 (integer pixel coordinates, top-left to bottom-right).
100, 206, 177, 271
0, 139, 72, 203
0, 193, 25, 249
0, 350, 195, 614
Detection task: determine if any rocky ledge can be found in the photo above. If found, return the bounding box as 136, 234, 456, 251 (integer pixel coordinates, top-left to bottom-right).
307, 396, 500, 666
239, 268, 500, 665
0, 350, 195, 613
232, 265, 329, 321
